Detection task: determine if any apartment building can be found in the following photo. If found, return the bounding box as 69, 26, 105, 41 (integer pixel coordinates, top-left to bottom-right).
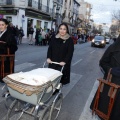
78, 0, 92, 34
0, 0, 54, 38
62, 0, 80, 33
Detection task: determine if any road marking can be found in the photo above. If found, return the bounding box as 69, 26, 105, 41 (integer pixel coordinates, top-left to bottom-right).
79, 80, 99, 120
90, 50, 95, 54
15, 62, 36, 72
72, 59, 82, 66
62, 73, 82, 98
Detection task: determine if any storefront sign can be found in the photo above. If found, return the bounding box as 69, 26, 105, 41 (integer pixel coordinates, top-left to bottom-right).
25, 10, 51, 21
0, 10, 17, 15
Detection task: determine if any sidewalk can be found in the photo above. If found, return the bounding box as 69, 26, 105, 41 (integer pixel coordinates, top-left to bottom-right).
22, 38, 35, 44
79, 80, 100, 120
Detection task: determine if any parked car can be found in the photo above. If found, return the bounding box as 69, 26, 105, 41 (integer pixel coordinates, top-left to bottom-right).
91, 35, 106, 48
105, 37, 110, 44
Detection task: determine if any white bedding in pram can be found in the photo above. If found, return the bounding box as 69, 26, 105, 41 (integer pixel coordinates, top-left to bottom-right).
7, 68, 62, 86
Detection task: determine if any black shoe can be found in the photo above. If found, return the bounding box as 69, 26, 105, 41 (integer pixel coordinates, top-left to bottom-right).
52, 89, 59, 95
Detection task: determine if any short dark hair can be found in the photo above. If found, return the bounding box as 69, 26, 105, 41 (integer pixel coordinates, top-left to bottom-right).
0, 18, 9, 25
57, 23, 69, 34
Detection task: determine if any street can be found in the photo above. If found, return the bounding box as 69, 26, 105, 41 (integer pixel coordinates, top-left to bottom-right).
0, 41, 110, 120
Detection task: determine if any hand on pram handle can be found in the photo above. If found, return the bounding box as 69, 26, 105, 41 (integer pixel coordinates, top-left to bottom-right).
47, 58, 66, 66
44, 59, 65, 72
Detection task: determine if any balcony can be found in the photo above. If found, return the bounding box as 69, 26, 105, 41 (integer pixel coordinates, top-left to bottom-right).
0, 0, 15, 6
27, 0, 53, 15
53, 0, 63, 5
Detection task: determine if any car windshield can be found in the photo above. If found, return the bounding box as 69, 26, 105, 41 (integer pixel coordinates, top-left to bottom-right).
95, 36, 104, 40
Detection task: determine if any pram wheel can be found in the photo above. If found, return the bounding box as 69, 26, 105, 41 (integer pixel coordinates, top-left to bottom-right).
41, 93, 63, 120
6, 99, 24, 120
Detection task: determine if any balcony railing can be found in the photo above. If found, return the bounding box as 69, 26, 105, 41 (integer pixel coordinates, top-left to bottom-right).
27, 0, 53, 15
0, 0, 15, 6
53, 0, 63, 5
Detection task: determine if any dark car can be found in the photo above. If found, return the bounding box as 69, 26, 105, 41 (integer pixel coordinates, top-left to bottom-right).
91, 36, 106, 48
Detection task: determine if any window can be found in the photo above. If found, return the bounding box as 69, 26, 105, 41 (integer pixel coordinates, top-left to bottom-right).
44, 22, 48, 29
6, 16, 12, 23
38, 0, 42, 10
6, 0, 12, 5
28, 0, 32, 7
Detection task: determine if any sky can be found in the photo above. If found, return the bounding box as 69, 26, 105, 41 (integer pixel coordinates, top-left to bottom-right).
79, 0, 120, 24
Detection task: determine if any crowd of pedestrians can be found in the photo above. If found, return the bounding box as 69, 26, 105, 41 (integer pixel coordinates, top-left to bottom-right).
8, 23, 24, 45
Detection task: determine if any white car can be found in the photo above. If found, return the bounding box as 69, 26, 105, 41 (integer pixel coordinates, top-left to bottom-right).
105, 37, 110, 44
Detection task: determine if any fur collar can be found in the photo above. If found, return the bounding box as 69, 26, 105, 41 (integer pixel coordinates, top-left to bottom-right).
55, 33, 70, 40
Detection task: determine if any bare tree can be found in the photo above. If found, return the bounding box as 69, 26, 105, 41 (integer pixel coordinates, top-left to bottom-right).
110, 10, 120, 36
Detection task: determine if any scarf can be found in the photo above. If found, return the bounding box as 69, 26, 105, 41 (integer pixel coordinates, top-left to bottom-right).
0, 29, 7, 38
55, 33, 70, 40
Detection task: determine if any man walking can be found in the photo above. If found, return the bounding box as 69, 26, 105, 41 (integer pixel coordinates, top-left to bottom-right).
28, 25, 34, 45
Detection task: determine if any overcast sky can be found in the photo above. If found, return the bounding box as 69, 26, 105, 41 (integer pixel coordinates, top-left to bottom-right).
80, 0, 120, 24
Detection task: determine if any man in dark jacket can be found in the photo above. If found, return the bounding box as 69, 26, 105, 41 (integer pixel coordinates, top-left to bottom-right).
90, 35, 120, 120
28, 25, 34, 45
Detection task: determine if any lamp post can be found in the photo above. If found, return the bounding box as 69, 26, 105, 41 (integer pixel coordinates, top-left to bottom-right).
55, 6, 60, 32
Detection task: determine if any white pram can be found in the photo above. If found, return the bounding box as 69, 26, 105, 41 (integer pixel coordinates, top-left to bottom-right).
3, 62, 64, 120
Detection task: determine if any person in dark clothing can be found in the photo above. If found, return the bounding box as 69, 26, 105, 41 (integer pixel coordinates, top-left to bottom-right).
35, 29, 40, 45
47, 23, 74, 85
90, 35, 120, 120
15, 25, 20, 45
19, 27, 24, 44
28, 26, 34, 45
0, 18, 18, 83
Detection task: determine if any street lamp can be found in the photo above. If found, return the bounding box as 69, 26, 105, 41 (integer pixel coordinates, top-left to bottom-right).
55, 6, 60, 32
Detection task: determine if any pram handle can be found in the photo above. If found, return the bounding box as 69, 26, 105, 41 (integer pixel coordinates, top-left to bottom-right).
43, 61, 64, 73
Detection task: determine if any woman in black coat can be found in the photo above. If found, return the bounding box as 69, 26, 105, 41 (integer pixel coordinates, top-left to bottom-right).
47, 23, 74, 85
0, 18, 18, 83
90, 35, 120, 120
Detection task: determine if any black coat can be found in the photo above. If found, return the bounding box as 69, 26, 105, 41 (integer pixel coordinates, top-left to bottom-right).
90, 36, 120, 120
47, 36, 74, 85
0, 29, 18, 82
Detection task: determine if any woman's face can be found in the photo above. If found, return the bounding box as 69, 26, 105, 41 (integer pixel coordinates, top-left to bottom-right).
59, 25, 67, 36
0, 21, 7, 32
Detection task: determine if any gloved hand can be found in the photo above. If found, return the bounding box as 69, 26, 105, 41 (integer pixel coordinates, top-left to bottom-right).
111, 67, 120, 77
59, 62, 66, 66
47, 58, 52, 64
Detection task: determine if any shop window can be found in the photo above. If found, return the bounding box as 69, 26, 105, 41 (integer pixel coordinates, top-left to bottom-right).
36, 20, 41, 29
6, 16, 12, 23
6, 0, 12, 5
44, 22, 48, 30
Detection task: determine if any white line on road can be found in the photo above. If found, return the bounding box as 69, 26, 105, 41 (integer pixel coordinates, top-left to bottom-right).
79, 80, 99, 120
72, 59, 82, 66
90, 50, 95, 54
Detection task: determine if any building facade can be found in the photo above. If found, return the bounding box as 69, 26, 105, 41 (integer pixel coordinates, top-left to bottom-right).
0, 0, 54, 38
62, 0, 80, 34
78, 0, 92, 34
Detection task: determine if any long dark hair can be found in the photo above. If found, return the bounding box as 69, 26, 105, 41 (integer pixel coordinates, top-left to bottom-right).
56, 23, 69, 34
0, 18, 9, 25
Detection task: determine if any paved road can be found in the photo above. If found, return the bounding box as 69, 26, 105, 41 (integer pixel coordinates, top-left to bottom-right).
0, 41, 111, 120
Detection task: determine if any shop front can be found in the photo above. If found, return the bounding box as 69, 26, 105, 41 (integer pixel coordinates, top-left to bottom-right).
0, 9, 17, 23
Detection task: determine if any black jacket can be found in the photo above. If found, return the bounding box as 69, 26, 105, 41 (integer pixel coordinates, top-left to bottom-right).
90, 35, 120, 120
47, 37, 74, 64
47, 36, 74, 84
0, 29, 18, 54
